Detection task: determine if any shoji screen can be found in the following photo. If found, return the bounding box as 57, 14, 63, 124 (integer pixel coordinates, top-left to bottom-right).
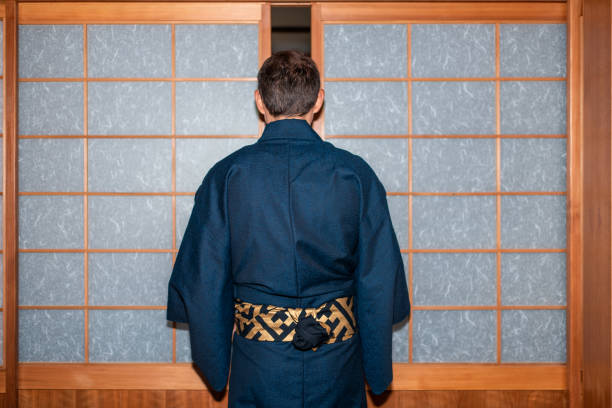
0, 17, 4, 371
17, 3, 267, 387
312, 2, 572, 392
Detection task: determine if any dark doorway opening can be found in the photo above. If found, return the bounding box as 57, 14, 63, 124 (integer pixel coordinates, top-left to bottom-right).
271, 6, 311, 56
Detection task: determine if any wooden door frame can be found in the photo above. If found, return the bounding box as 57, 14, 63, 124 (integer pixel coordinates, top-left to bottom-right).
0, 1, 591, 408
311, 1, 582, 405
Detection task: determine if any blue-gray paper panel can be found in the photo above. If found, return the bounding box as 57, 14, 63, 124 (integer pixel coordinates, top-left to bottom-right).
88, 138, 172, 192
500, 195, 566, 248
501, 252, 566, 306
0, 255, 3, 306
501, 309, 566, 362
412, 81, 496, 135
324, 82, 408, 135
88, 196, 172, 249
324, 24, 407, 78
19, 309, 85, 362
0, 200, 3, 247
176, 322, 192, 362
18, 138, 84, 192
0, 312, 3, 365
88, 81, 172, 135
176, 138, 255, 192
87, 24, 172, 78
412, 310, 496, 362
500, 81, 566, 134
500, 138, 567, 192
330, 138, 408, 193
19, 252, 84, 306
18, 195, 84, 249
387, 195, 408, 249
0, 79, 3, 126
18, 82, 84, 135
412, 252, 497, 306
176, 195, 196, 249
88, 309, 172, 362
0, 21, 4, 73
18, 24, 83, 78
88, 252, 173, 306
412, 138, 496, 192
175, 24, 259, 78
391, 253, 410, 362
175, 81, 259, 135
500, 24, 567, 78
411, 24, 495, 78
413, 196, 496, 249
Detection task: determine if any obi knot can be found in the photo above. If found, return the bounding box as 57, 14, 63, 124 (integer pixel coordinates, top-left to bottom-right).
292, 315, 330, 351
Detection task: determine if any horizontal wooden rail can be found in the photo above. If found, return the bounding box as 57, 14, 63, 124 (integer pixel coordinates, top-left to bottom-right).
18, 2, 264, 23
318, 2, 566, 22
17, 363, 567, 391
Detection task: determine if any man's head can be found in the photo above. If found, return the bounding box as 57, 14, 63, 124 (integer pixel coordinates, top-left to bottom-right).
255, 50, 324, 124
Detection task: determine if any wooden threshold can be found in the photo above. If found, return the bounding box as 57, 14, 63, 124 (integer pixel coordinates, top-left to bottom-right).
18, 363, 567, 391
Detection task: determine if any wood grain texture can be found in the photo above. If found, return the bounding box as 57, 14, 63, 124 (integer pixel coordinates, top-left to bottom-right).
18, 2, 263, 23
318, 2, 566, 21
581, 0, 611, 404
14, 0, 567, 2
16, 389, 567, 408
4, 1, 17, 407
566, 0, 584, 406
18, 363, 567, 390
257, 2, 270, 136
310, 2, 324, 137
10, 2, 583, 406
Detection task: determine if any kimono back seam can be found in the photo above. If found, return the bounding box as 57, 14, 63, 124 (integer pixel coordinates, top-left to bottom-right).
166, 118, 411, 408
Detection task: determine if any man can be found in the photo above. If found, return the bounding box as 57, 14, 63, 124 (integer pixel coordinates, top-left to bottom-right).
166, 50, 411, 408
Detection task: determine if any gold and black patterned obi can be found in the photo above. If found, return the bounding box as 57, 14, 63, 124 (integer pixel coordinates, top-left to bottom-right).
234, 296, 357, 351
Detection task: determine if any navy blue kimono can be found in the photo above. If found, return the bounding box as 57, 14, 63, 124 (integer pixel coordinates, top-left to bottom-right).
166, 118, 411, 407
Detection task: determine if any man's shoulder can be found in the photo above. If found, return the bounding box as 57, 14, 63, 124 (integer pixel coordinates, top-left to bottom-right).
216, 142, 255, 167
201, 142, 256, 182
322, 140, 380, 182
205, 139, 379, 187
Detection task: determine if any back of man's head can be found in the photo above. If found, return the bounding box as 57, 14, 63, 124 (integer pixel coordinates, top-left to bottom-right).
257, 50, 321, 117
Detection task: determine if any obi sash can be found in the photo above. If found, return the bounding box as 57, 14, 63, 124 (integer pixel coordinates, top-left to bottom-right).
234, 295, 357, 351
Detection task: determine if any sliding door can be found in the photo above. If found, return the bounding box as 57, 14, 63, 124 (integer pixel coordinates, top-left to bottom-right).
6, 2, 583, 407
312, 2, 577, 404
16, 2, 269, 392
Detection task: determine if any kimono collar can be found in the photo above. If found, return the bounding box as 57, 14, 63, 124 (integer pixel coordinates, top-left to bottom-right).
258, 118, 323, 143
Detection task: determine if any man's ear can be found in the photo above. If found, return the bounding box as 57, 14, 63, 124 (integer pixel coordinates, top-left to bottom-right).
313, 88, 325, 114
254, 89, 267, 116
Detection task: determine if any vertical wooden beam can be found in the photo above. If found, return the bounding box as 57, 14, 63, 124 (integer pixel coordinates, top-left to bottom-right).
310, 2, 324, 138
495, 21, 502, 365
258, 3, 270, 137
567, 0, 584, 405
406, 22, 413, 363
171, 22, 177, 365
82, 22, 89, 365
4, 0, 17, 406
582, 0, 611, 403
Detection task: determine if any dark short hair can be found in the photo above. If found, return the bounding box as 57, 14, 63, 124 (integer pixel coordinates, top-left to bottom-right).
257, 50, 321, 117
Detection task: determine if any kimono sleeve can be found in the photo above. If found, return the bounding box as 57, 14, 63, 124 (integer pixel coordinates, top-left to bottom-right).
354, 169, 411, 395
166, 164, 234, 393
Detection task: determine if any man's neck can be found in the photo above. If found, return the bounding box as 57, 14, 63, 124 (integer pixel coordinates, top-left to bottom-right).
265, 114, 313, 125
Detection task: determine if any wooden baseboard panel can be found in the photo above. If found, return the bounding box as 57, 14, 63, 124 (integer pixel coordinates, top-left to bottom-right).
16, 389, 568, 408
18, 363, 566, 391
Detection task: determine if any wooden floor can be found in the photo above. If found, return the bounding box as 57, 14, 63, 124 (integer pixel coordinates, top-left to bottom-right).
12, 390, 568, 407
